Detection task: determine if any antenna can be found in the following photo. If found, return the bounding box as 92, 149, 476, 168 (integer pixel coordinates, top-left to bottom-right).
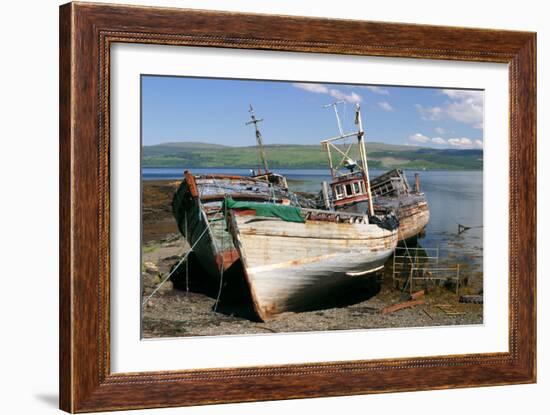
323, 100, 346, 136
246, 105, 269, 174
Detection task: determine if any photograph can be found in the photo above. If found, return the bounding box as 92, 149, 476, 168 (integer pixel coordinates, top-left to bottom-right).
50, 1, 537, 413
140, 76, 485, 338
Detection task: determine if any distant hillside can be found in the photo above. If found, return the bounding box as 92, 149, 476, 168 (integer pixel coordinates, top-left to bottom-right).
142, 141, 483, 170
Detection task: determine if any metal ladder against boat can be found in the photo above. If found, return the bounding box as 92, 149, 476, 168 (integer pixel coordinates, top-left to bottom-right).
392, 246, 463, 295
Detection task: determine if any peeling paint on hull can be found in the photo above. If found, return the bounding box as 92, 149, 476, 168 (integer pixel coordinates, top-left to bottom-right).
229, 213, 398, 321
373, 197, 430, 241
393, 200, 430, 241
172, 173, 295, 284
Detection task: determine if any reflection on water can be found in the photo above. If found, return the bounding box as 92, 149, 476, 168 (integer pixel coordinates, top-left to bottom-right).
416, 171, 483, 288
143, 167, 483, 288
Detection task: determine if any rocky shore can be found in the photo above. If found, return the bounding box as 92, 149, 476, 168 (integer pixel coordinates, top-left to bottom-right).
141, 180, 483, 338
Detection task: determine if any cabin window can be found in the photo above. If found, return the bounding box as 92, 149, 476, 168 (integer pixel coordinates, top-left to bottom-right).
335, 185, 344, 199
345, 184, 353, 196
353, 182, 361, 195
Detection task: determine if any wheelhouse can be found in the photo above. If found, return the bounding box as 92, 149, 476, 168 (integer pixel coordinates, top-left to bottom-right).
331, 172, 370, 208
320, 102, 374, 215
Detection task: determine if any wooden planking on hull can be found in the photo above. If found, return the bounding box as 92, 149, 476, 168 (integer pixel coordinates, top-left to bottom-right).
374, 198, 430, 242
395, 202, 430, 241
370, 169, 431, 241
172, 171, 296, 283
228, 211, 398, 321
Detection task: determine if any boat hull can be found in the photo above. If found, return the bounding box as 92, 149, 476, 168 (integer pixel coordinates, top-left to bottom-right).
228, 211, 398, 321
370, 169, 430, 241
172, 172, 294, 283
337, 196, 430, 242
374, 195, 430, 242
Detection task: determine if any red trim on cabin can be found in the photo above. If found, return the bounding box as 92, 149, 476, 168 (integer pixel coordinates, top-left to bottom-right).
331, 177, 363, 186
363, 178, 370, 193
334, 194, 370, 206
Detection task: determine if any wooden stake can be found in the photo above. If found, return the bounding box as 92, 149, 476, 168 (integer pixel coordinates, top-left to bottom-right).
381, 299, 425, 315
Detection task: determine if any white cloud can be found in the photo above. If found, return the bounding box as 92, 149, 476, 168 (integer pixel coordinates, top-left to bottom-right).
415, 104, 444, 121
448, 137, 473, 148
329, 89, 362, 103
409, 133, 430, 144
293, 83, 362, 103
406, 132, 482, 149
431, 137, 446, 145
292, 83, 329, 94
442, 89, 482, 101
415, 89, 484, 129
378, 101, 394, 112
364, 86, 389, 95
435, 127, 445, 135
442, 89, 484, 129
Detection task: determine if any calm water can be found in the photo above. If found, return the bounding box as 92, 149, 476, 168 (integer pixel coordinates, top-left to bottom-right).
143, 167, 483, 283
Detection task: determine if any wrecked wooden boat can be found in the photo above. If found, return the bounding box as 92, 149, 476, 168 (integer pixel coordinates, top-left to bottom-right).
225, 198, 398, 321
319, 168, 430, 242
370, 169, 430, 242
315, 102, 429, 242
245, 105, 289, 190
221, 103, 398, 320
315, 101, 377, 216
171, 172, 297, 283
172, 105, 300, 283
172, 103, 398, 321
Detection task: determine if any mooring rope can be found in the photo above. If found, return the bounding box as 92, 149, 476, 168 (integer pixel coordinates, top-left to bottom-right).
213, 196, 228, 312
208, 175, 231, 313
141, 223, 213, 306
184, 210, 189, 293
144, 175, 239, 308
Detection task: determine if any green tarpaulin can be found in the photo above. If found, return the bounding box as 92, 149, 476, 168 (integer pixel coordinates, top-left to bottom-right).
222, 196, 305, 223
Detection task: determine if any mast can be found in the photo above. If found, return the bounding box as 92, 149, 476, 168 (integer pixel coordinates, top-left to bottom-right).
354, 103, 374, 216
246, 105, 269, 174
320, 101, 374, 217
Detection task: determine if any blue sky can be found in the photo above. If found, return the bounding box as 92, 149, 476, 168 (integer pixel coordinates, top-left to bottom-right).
141, 75, 483, 149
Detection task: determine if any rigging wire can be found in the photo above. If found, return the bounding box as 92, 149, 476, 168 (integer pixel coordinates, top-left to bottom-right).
142, 223, 212, 307
143, 177, 227, 307
184, 210, 189, 293
208, 175, 230, 312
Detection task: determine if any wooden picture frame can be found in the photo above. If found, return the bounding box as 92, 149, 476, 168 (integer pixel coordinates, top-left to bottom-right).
59, 2, 536, 412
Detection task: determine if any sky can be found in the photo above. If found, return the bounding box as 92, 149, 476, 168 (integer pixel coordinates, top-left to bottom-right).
141, 75, 484, 149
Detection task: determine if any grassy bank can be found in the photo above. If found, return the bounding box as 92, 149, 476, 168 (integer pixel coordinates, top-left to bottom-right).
142, 141, 483, 170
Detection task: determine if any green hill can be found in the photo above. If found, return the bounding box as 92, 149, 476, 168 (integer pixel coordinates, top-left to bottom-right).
142, 141, 482, 170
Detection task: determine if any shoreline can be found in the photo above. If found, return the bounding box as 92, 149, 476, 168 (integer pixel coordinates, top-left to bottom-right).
141, 180, 483, 338
142, 167, 484, 172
